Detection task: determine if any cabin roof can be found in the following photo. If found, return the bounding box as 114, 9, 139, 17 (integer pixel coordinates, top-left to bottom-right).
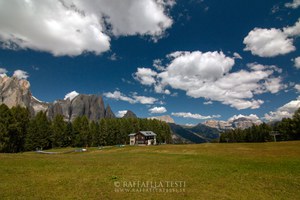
128, 131, 156, 137
139, 131, 156, 136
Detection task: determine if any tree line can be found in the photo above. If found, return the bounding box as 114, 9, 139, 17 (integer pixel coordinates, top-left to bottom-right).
0, 104, 172, 153
220, 108, 300, 143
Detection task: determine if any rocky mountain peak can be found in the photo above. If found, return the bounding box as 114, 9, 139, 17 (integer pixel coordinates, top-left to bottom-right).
104, 104, 115, 118
0, 75, 117, 122
0, 75, 31, 108
122, 110, 137, 118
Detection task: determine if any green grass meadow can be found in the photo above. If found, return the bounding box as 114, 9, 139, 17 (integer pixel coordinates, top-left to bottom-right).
1, 142, 300, 200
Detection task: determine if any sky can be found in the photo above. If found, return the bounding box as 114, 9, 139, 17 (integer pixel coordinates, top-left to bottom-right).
0, 0, 300, 125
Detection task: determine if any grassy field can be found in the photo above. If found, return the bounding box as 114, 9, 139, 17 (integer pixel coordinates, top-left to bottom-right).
0, 142, 300, 200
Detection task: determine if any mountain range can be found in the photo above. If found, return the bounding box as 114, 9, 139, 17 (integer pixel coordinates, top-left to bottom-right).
0, 75, 119, 121
148, 115, 263, 143
0, 75, 262, 144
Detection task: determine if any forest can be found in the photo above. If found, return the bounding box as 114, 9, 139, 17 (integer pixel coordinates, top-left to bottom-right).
220, 108, 300, 143
0, 104, 172, 153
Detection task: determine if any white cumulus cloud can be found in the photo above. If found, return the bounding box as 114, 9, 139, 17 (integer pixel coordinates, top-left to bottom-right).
171, 112, 221, 120
117, 110, 128, 117
134, 67, 157, 85
133, 94, 157, 104
243, 19, 300, 57
0, 68, 7, 78
0, 68, 7, 74
285, 0, 300, 9
283, 19, 300, 36
293, 56, 300, 69
0, 0, 174, 56
103, 91, 135, 104
264, 96, 300, 121
295, 84, 300, 93
135, 51, 284, 110
233, 52, 242, 59
13, 70, 29, 79
64, 91, 79, 101
103, 90, 157, 104
149, 106, 167, 114
243, 28, 295, 57
228, 114, 262, 124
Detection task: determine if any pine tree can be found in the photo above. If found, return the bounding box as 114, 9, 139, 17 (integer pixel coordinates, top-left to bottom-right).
89, 121, 99, 147
0, 104, 12, 152
10, 106, 30, 152
72, 116, 90, 147
98, 118, 108, 146
25, 111, 52, 151
292, 108, 300, 140
51, 114, 68, 148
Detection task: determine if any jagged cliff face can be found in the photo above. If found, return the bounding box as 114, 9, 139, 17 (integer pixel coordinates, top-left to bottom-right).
104, 105, 115, 118
0, 75, 115, 121
48, 94, 113, 121
0, 75, 31, 108
122, 110, 137, 118
203, 118, 262, 130
231, 117, 261, 130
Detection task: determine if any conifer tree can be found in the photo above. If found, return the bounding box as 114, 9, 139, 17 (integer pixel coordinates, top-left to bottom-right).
51, 114, 68, 148
25, 111, 52, 151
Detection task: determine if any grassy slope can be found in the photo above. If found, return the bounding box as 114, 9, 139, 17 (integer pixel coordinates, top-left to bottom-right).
0, 142, 300, 200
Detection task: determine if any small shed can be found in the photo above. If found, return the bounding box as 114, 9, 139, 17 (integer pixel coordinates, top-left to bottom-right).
129, 131, 157, 145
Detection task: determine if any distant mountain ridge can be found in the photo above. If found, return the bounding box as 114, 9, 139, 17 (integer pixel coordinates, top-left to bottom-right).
203, 117, 262, 130
148, 115, 175, 123
168, 123, 208, 143
187, 123, 220, 141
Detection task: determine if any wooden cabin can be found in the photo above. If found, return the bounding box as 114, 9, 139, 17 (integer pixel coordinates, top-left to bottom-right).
129, 131, 157, 145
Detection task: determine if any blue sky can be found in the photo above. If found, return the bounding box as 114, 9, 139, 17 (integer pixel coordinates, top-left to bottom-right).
0, 0, 300, 125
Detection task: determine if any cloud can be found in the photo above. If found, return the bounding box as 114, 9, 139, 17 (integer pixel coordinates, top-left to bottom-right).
233, 52, 242, 59
117, 110, 128, 117
103, 90, 157, 104
184, 123, 196, 127
77, 0, 175, 38
0, 68, 7, 78
64, 91, 79, 101
264, 96, 300, 121
247, 63, 283, 73
295, 84, 300, 93
171, 112, 221, 120
149, 106, 167, 114
135, 51, 284, 110
243, 19, 300, 57
108, 53, 118, 61
243, 28, 295, 57
0, 68, 7, 74
133, 94, 157, 104
203, 101, 213, 105
293, 56, 300, 69
228, 114, 262, 124
153, 59, 165, 71
283, 19, 300, 36
134, 67, 157, 85
13, 70, 29, 79
103, 91, 135, 104
31, 66, 39, 71
0, 0, 174, 56
285, 0, 300, 9
165, 51, 234, 81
